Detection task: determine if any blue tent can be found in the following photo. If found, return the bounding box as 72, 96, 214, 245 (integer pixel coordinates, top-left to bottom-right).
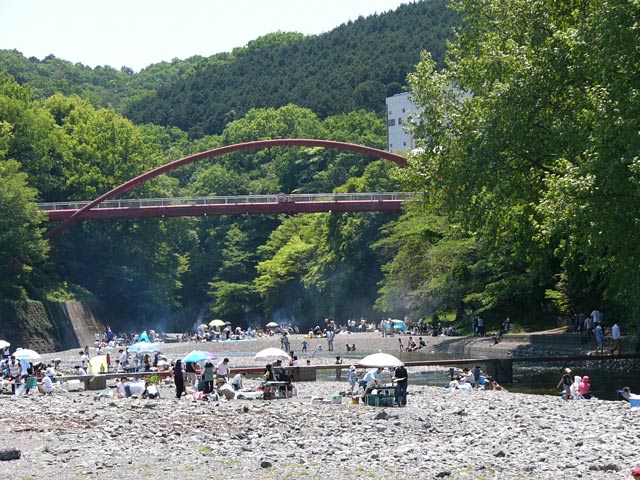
138, 331, 150, 342
392, 319, 407, 331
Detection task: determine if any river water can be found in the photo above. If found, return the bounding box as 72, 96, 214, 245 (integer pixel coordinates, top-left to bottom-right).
319, 351, 639, 401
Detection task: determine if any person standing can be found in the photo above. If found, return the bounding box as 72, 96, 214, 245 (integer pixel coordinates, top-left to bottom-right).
594, 323, 605, 353
393, 363, 409, 406
583, 314, 594, 340
203, 361, 215, 393
611, 322, 622, 354
347, 365, 358, 395
327, 329, 335, 352
184, 361, 198, 387
556, 368, 573, 401
7, 355, 21, 394
173, 359, 185, 399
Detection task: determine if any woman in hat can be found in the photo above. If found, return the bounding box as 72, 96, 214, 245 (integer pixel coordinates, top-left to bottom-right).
556, 368, 573, 400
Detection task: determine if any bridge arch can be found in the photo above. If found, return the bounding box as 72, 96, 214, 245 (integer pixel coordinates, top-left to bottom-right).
44, 138, 407, 239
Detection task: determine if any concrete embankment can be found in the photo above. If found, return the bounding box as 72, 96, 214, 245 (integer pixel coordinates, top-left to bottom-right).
0, 300, 105, 353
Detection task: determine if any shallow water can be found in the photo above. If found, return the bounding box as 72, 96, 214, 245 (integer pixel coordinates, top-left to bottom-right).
319, 350, 639, 400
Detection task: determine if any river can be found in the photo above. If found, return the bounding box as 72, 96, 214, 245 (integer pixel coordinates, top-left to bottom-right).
318, 350, 639, 400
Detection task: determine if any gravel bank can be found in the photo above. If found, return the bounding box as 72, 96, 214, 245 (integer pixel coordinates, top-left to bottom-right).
1, 332, 638, 479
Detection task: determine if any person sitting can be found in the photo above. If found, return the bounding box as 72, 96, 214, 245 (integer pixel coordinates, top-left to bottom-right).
215, 377, 235, 400
125, 380, 146, 398
230, 372, 246, 391
618, 386, 632, 402
24, 368, 38, 395
361, 367, 384, 401
578, 375, 592, 399
37, 374, 54, 395
143, 382, 160, 399
276, 365, 293, 397
460, 368, 475, 386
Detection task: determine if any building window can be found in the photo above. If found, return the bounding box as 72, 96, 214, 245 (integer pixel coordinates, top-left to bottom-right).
388, 119, 396, 126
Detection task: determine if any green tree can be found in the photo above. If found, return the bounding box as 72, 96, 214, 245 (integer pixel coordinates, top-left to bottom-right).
0, 159, 49, 300
406, 0, 640, 326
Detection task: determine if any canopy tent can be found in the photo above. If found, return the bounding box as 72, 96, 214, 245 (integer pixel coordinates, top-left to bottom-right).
392, 319, 408, 331
89, 355, 108, 374
138, 331, 151, 343
128, 342, 160, 354
358, 352, 404, 368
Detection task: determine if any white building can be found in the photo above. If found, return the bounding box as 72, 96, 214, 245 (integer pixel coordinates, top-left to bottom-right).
385, 92, 419, 153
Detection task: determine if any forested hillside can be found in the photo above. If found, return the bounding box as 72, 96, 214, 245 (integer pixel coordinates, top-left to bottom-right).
1, 0, 638, 336
0, 1, 457, 137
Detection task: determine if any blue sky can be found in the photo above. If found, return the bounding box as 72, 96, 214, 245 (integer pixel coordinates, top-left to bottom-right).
0, 0, 410, 71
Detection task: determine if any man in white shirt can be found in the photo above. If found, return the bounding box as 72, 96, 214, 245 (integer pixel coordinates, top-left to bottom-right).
610, 323, 622, 354
230, 372, 246, 391
7, 356, 22, 394
361, 367, 384, 401
215, 358, 231, 380
38, 375, 53, 394
79, 351, 89, 370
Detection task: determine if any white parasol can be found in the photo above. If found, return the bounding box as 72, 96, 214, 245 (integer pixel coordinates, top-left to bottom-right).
254, 347, 291, 362
12, 348, 41, 361
358, 352, 403, 368
0, 339, 10, 349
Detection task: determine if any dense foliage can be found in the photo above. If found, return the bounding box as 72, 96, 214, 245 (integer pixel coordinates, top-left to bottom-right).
1, 0, 638, 335
402, 0, 640, 329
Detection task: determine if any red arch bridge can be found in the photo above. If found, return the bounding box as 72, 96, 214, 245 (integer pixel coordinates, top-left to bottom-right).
38, 192, 416, 221
41, 139, 410, 239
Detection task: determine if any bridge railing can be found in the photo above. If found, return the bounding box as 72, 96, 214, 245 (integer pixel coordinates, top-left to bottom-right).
37, 192, 417, 211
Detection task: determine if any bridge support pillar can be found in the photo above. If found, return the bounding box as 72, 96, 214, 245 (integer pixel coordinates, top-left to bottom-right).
486, 359, 513, 384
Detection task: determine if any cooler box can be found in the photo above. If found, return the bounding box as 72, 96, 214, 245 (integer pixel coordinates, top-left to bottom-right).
630, 394, 640, 409
367, 394, 379, 406
331, 394, 342, 405
380, 396, 394, 407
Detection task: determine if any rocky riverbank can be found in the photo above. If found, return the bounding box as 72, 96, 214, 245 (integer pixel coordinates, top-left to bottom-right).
1, 331, 639, 479
1, 379, 638, 479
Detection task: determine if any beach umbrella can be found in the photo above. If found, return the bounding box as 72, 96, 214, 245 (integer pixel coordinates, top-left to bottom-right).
265, 321, 279, 328
183, 350, 218, 363
128, 342, 160, 354
358, 352, 403, 368
209, 319, 226, 328
254, 347, 291, 362
12, 348, 41, 361
0, 339, 10, 349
